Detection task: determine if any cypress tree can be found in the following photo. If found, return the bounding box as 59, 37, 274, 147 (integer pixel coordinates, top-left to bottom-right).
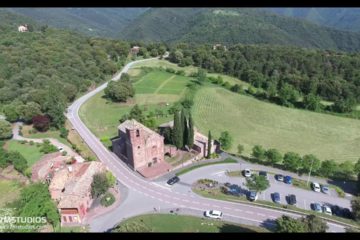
207, 130, 212, 158
182, 110, 188, 148
187, 113, 194, 148
172, 110, 183, 149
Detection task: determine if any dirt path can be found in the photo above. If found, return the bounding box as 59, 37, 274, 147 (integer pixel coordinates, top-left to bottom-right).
12, 122, 85, 162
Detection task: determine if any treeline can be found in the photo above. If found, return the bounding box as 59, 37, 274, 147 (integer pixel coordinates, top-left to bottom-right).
0, 20, 131, 129
168, 44, 360, 113
248, 144, 360, 181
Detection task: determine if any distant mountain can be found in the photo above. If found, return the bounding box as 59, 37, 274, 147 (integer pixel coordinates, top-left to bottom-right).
5, 8, 148, 38
120, 8, 360, 52
265, 8, 360, 33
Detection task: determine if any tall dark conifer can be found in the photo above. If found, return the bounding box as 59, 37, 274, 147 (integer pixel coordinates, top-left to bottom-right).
207, 130, 212, 158
182, 110, 188, 148
187, 113, 194, 148
172, 110, 183, 149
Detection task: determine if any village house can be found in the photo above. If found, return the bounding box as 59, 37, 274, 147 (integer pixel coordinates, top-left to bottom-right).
131, 46, 140, 55
48, 161, 106, 226
213, 43, 227, 51
18, 24, 28, 32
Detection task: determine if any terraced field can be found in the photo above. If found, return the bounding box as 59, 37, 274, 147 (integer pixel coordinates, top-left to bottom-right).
79, 68, 194, 145
193, 86, 360, 162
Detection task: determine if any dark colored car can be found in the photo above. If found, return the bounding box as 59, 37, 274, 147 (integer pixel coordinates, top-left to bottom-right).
342, 208, 353, 219
259, 171, 268, 179
275, 174, 284, 181
287, 194, 297, 205
167, 176, 180, 185
331, 205, 342, 217
224, 182, 232, 188
272, 192, 280, 204
284, 176, 292, 184
228, 184, 243, 196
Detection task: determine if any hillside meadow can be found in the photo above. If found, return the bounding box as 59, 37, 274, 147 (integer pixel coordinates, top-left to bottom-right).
193, 86, 360, 162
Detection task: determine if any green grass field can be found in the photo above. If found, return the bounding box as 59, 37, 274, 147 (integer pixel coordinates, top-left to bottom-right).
21, 125, 70, 146
6, 140, 45, 166
0, 180, 22, 208
193, 86, 360, 162
79, 68, 194, 145
113, 214, 269, 232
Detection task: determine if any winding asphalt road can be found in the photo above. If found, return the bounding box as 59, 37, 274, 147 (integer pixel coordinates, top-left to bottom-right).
66, 57, 351, 232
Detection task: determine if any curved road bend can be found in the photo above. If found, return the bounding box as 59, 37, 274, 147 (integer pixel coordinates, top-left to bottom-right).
66, 58, 347, 232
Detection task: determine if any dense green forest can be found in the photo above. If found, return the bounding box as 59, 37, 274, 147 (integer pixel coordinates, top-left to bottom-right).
0, 10, 131, 128
166, 43, 360, 112
6, 8, 148, 38
266, 8, 360, 33
121, 8, 360, 52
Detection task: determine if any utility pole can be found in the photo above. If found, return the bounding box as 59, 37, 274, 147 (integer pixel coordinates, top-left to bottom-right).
306, 157, 314, 186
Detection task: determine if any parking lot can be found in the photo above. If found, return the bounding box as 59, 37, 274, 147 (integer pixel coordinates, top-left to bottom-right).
165, 163, 352, 214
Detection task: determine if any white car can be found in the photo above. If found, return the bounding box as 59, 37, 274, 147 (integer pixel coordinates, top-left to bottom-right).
312, 182, 321, 192
204, 210, 223, 219
58, 146, 64, 152
243, 169, 252, 178
322, 205, 332, 215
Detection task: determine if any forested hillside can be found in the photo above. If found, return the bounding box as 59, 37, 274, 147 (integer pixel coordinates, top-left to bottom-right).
266, 8, 360, 33
121, 8, 360, 52
5, 8, 148, 38
0, 10, 131, 128
167, 43, 360, 112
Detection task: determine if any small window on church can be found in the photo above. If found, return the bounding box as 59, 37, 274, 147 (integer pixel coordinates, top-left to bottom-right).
136, 129, 140, 137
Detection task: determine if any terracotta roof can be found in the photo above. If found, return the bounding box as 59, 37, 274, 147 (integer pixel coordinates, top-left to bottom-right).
50, 162, 106, 209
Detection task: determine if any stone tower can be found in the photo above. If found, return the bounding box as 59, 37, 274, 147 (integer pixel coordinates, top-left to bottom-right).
125, 121, 146, 169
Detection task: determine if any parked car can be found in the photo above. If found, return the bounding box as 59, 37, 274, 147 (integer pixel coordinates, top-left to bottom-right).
311, 203, 322, 213
227, 184, 243, 196
204, 210, 223, 219
342, 208, 352, 219
259, 171, 268, 180
248, 191, 258, 201
58, 146, 64, 152
243, 169, 252, 178
331, 205, 342, 217
321, 185, 329, 194
224, 182, 232, 188
284, 176, 292, 184
322, 205, 332, 215
167, 176, 180, 185
275, 174, 284, 181
272, 192, 280, 204
287, 194, 297, 205
311, 182, 321, 192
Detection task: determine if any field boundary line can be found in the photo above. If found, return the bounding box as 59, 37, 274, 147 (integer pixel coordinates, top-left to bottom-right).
154, 75, 176, 94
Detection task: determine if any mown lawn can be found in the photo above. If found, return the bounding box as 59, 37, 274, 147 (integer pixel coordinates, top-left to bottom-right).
0, 180, 22, 208
6, 140, 45, 166
192, 86, 360, 163
113, 214, 269, 232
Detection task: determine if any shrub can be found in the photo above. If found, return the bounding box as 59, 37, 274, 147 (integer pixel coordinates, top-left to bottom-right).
100, 192, 115, 207
29, 141, 34, 146
32, 115, 50, 132
61, 151, 67, 156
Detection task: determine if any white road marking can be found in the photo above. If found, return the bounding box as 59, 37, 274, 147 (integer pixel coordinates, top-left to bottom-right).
151, 182, 171, 191
245, 211, 253, 214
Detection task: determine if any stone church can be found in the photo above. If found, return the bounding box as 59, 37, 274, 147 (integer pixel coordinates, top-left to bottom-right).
112, 119, 166, 171
112, 119, 219, 178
